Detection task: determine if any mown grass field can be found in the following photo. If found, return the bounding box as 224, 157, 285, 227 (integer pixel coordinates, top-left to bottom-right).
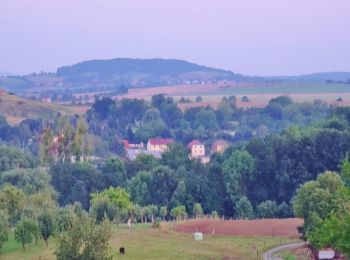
1, 223, 299, 260
121, 82, 350, 109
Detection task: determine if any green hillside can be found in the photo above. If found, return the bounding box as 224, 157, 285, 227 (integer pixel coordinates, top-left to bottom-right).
0, 90, 82, 125
57, 58, 246, 85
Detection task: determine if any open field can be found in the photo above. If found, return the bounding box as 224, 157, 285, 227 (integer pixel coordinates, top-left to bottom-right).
0, 90, 89, 125
119, 83, 350, 109
174, 218, 303, 238
2, 221, 300, 260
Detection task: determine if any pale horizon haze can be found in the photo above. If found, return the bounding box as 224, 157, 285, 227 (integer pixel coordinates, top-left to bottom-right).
0, 0, 349, 76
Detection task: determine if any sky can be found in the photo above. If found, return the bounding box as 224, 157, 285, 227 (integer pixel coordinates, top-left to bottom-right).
0, 0, 349, 76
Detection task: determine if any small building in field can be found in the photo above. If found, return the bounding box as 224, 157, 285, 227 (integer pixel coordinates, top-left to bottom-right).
147, 138, 174, 153
187, 140, 205, 158
211, 140, 229, 154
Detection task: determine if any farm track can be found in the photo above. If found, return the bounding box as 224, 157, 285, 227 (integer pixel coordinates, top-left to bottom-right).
262, 241, 307, 260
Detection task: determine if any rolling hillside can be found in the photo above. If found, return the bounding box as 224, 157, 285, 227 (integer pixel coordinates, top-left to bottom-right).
0, 90, 87, 125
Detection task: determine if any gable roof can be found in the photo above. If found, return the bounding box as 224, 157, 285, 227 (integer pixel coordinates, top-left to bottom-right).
188, 140, 203, 149
212, 139, 228, 148
148, 138, 173, 145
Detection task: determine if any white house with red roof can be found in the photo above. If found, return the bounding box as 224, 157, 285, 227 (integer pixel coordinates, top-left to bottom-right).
147, 138, 174, 153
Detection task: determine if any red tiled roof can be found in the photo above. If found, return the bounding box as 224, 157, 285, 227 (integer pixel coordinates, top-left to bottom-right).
212, 140, 228, 147
148, 138, 173, 145
187, 140, 203, 149
121, 140, 129, 149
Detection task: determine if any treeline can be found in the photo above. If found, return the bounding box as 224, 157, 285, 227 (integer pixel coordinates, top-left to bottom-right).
2, 107, 347, 220
86, 94, 331, 154
0, 94, 333, 158
1, 105, 350, 219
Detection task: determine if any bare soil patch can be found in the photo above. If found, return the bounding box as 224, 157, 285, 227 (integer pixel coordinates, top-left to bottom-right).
174, 218, 303, 238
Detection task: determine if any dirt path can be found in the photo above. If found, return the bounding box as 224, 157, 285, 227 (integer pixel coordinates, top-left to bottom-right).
262, 241, 307, 260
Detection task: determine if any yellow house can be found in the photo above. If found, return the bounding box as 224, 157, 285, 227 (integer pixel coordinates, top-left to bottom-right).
211, 140, 229, 154
188, 140, 205, 158
147, 138, 173, 153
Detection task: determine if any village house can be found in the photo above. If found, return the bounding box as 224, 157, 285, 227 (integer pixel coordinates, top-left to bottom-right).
211, 140, 229, 154
147, 138, 173, 153
187, 140, 205, 158
187, 140, 210, 164
121, 140, 144, 150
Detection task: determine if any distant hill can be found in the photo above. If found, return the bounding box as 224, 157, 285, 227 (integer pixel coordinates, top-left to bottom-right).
57, 58, 247, 86
266, 72, 350, 83
0, 59, 249, 95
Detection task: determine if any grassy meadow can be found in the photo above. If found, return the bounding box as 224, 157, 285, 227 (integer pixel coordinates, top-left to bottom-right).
1, 223, 299, 260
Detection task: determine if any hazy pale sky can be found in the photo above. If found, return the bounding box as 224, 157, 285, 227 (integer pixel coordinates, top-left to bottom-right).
1, 0, 349, 76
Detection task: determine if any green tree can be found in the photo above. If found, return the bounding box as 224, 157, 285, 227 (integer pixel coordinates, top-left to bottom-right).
292, 171, 347, 237
144, 205, 158, 222
142, 107, 161, 122
127, 171, 152, 206
0, 210, 9, 253
222, 150, 255, 203
38, 210, 55, 246
14, 218, 36, 250
277, 202, 292, 218
192, 203, 203, 218
91, 194, 117, 223
0, 145, 37, 171
194, 109, 218, 131
309, 212, 350, 257
101, 157, 127, 188
55, 219, 112, 260
0, 168, 51, 195
91, 187, 132, 223
71, 118, 87, 160
0, 185, 25, 224
235, 196, 254, 219
293, 172, 344, 220
303, 158, 350, 256
256, 200, 278, 218
170, 205, 187, 221
147, 166, 178, 206
160, 206, 168, 221
55, 208, 75, 233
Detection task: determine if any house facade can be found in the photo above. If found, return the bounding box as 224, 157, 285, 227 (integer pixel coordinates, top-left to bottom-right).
121, 139, 144, 150
211, 140, 229, 154
187, 140, 205, 158
147, 138, 173, 153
